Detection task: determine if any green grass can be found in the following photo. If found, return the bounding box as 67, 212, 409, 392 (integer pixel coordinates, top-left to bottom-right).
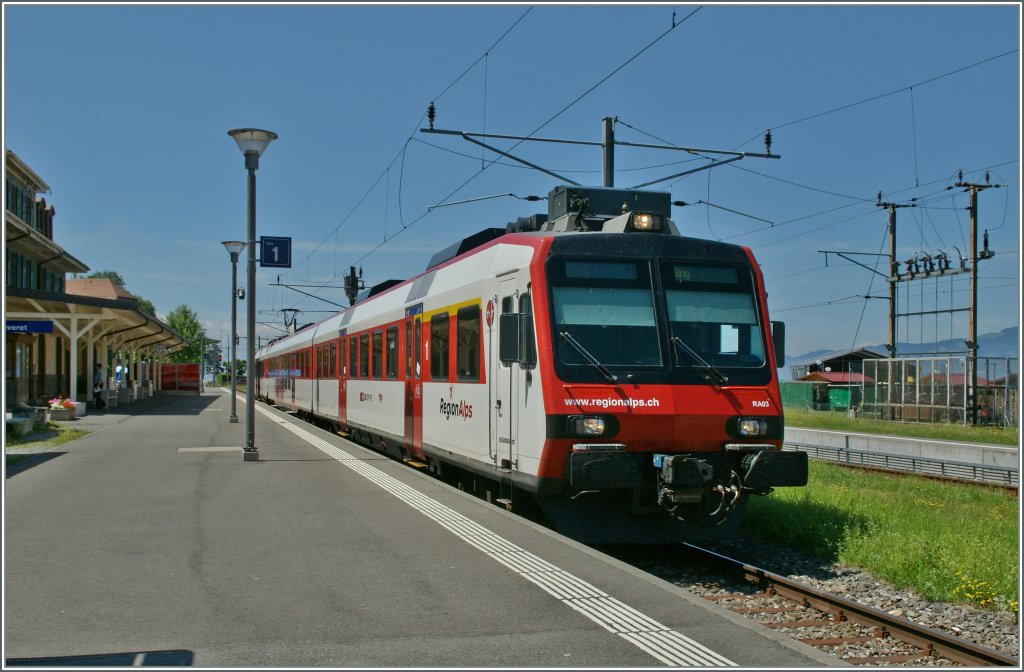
785, 408, 1018, 446
5, 422, 89, 449
742, 461, 1019, 617
6, 423, 90, 468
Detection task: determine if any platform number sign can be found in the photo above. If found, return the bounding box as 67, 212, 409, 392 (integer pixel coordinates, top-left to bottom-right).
260, 236, 292, 268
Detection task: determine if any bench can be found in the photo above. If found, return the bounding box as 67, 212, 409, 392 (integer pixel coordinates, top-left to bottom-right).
5, 412, 34, 436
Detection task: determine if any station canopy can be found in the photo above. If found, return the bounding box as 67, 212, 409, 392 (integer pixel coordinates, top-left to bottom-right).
6, 279, 188, 355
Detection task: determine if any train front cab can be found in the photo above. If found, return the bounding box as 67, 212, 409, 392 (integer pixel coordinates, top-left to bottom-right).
497, 227, 807, 543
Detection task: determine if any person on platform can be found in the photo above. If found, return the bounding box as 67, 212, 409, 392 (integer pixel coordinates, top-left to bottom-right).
93, 363, 106, 409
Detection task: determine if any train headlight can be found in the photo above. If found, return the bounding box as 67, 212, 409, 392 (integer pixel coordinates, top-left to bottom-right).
630, 212, 662, 232
737, 418, 769, 437
570, 416, 607, 436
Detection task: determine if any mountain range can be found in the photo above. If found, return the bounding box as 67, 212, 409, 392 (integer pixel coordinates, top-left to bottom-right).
788, 326, 1020, 370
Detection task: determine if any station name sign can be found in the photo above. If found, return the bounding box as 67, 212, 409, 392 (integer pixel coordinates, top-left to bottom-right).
6, 320, 54, 334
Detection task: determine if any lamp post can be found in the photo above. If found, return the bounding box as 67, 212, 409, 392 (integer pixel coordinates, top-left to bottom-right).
221, 240, 246, 423
228, 128, 277, 461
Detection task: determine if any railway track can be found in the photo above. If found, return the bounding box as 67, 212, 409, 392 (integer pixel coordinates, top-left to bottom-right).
292, 400, 1018, 664
665, 543, 1019, 667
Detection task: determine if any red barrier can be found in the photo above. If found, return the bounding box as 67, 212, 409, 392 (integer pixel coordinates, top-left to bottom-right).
161, 363, 200, 391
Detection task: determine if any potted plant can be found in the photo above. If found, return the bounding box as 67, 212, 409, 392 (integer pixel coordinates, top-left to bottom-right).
48, 397, 77, 421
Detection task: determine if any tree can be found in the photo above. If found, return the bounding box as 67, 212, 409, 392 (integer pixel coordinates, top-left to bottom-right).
165, 304, 204, 363
135, 297, 157, 316
88, 269, 127, 287
87, 270, 156, 316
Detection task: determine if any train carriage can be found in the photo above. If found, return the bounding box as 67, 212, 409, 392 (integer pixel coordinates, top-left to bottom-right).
257, 185, 807, 543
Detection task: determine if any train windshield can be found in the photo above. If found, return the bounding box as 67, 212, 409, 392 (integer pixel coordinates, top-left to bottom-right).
661, 261, 766, 370
548, 256, 768, 384
550, 260, 662, 367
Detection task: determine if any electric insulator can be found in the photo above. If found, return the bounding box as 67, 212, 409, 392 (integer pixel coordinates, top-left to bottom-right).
764, 129, 772, 154
427, 102, 436, 129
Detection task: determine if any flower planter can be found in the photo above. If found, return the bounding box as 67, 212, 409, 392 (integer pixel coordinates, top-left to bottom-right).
49, 408, 76, 421
73, 401, 87, 417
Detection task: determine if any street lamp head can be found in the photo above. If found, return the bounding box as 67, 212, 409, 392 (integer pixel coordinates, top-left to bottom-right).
227, 128, 278, 157
221, 240, 246, 259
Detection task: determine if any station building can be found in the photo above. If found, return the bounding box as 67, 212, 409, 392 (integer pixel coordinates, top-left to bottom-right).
5, 149, 188, 413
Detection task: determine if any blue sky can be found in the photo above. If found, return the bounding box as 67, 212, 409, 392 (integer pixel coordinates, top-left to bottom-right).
4, 3, 1020, 359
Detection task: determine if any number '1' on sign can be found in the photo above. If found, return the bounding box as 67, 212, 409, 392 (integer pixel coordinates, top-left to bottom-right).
260, 236, 291, 268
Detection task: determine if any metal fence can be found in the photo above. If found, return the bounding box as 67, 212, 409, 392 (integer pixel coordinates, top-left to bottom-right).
785, 442, 1019, 487
858, 356, 1018, 427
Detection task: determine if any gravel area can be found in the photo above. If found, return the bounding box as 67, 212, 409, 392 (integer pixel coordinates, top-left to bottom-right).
617, 538, 1019, 664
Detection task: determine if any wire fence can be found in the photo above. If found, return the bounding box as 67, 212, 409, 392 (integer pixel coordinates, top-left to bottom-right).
856, 356, 1018, 427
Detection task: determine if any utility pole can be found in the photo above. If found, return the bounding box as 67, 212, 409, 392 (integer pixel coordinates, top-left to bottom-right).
952, 171, 999, 425
877, 194, 915, 421
876, 192, 917, 358
602, 116, 615, 187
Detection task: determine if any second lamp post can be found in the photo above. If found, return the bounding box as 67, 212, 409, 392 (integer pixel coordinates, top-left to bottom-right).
221, 240, 246, 423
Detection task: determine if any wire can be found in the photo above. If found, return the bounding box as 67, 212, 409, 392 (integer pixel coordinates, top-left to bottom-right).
848, 226, 891, 350
477, 6, 701, 173
278, 8, 535, 313
318, 6, 704, 293
732, 49, 1018, 150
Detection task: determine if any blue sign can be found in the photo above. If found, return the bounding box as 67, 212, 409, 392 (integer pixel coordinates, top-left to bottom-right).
260, 236, 292, 268
6, 320, 54, 334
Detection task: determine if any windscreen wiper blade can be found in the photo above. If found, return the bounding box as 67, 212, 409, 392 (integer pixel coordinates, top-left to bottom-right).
671, 336, 729, 385
559, 331, 618, 383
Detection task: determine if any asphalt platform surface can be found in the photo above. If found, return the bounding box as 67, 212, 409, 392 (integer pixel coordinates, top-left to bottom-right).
4, 390, 843, 668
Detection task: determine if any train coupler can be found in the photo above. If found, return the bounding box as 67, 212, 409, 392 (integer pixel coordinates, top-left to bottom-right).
653, 454, 742, 526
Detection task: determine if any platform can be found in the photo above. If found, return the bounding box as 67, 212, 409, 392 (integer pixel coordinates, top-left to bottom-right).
4, 391, 842, 667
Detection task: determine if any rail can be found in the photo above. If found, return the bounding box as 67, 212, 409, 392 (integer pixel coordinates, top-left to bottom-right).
682, 543, 1020, 667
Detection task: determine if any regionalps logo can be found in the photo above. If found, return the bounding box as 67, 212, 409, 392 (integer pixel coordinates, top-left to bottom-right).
440, 397, 473, 421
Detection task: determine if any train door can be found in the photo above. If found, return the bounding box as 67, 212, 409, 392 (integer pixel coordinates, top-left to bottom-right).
313, 346, 321, 417
493, 276, 518, 469
338, 331, 347, 426
404, 304, 424, 458
290, 353, 298, 411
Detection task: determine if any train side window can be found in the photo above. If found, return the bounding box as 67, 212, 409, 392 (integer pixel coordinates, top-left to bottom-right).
456, 305, 480, 381
386, 326, 398, 379
518, 293, 537, 369
372, 330, 383, 379
359, 333, 369, 378
349, 336, 357, 378
430, 312, 449, 381
330, 342, 336, 378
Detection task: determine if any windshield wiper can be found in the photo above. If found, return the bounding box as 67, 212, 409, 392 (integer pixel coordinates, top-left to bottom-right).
559, 331, 618, 383
671, 336, 729, 385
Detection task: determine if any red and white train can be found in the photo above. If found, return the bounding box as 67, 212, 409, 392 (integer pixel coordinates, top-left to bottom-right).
256, 185, 807, 543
